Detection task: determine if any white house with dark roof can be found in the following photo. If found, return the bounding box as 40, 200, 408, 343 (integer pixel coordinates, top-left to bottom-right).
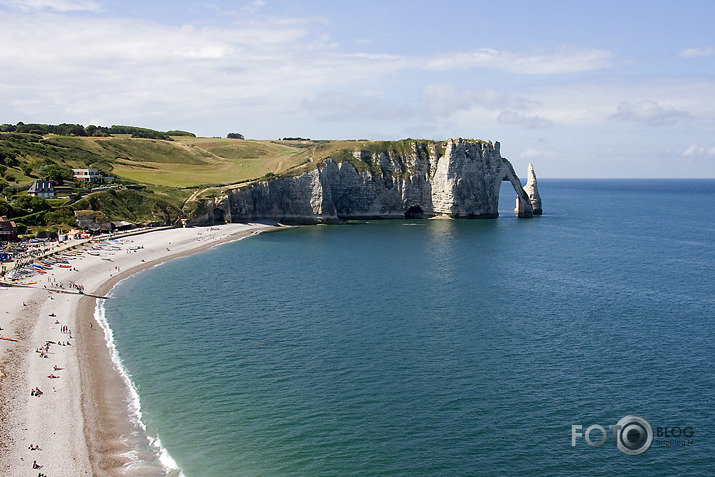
27, 180, 56, 198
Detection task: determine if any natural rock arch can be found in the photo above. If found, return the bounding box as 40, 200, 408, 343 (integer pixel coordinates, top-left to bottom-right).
500, 161, 535, 218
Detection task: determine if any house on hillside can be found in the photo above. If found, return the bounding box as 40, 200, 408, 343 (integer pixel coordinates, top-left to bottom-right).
72, 168, 114, 184
27, 180, 56, 198
0, 216, 18, 242
72, 168, 100, 182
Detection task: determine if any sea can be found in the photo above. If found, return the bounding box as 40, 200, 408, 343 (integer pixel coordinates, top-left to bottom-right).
97, 179, 715, 476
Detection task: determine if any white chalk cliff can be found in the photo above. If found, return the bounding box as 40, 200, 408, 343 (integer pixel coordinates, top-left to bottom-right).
191, 138, 541, 225
523, 162, 543, 215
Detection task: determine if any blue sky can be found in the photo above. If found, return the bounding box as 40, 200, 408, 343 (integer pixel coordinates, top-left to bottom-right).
1, 0, 714, 177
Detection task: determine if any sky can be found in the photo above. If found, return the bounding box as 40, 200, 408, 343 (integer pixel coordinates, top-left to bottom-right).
1, 0, 714, 178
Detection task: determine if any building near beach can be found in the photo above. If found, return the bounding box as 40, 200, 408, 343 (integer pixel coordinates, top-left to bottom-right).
0, 216, 18, 242
27, 180, 56, 198
72, 168, 114, 184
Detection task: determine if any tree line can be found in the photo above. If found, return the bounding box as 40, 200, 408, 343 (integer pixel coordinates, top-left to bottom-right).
0, 122, 196, 140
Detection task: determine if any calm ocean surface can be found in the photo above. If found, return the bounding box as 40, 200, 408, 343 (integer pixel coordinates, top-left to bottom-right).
101, 179, 715, 476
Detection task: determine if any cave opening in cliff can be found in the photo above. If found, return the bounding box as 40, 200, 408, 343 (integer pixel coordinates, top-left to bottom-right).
213, 208, 226, 224
404, 205, 424, 219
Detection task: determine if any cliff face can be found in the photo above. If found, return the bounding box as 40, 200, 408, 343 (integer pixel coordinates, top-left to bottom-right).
195, 139, 540, 225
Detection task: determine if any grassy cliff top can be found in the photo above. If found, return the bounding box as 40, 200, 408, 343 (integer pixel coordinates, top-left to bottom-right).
0, 131, 495, 235
1, 133, 493, 189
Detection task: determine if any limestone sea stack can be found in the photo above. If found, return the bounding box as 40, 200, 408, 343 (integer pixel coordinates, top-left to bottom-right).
523, 162, 543, 215
189, 138, 541, 225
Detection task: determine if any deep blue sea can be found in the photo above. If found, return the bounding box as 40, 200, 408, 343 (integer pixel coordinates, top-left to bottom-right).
99, 179, 715, 476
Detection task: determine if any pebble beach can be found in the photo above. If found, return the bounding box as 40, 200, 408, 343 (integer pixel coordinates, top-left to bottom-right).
0, 222, 281, 476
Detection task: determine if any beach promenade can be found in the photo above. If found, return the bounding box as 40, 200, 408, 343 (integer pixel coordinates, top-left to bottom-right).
0, 222, 281, 476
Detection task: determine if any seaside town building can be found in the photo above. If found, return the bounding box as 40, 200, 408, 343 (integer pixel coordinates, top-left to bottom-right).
72, 168, 114, 184
0, 215, 18, 242
27, 179, 56, 198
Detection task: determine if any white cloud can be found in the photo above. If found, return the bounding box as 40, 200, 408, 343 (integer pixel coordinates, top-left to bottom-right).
679, 47, 715, 58
0, 0, 100, 12
611, 100, 688, 126
424, 47, 613, 74
245, 0, 265, 11
302, 91, 414, 121
497, 111, 553, 129
518, 148, 559, 160
420, 84, 540, 117
683, 145, 715, 157
0, 11, 422, 131
421, 84, 508, 116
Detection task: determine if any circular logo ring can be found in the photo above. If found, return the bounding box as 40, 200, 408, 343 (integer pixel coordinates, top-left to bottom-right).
616, 415, 653, 456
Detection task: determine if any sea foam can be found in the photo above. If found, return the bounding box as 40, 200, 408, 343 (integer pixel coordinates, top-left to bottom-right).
95, 296, 184, 476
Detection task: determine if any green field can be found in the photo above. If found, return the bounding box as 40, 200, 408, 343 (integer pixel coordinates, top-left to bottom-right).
25, 136, 312, 188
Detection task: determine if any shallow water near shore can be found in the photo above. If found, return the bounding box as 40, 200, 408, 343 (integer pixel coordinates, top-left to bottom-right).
102, 179, 714, 476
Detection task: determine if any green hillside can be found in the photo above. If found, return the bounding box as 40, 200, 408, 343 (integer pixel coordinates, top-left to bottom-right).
0, 123, 463, 238
0, 128, 311, 236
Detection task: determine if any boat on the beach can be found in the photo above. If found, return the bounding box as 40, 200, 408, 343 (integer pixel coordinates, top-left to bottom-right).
0, 336, 18, 342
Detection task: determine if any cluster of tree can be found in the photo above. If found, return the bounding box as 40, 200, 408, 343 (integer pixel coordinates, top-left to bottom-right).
166, 130, 196, 137
0, 122, 196, 140
106, 125, 173, 140
31, 159, 75, 184
2, 122, 93, 136
282, 137, 310, 141
227, 133, 244, 139
0, 150, 20, 168
0, 193, 51, 213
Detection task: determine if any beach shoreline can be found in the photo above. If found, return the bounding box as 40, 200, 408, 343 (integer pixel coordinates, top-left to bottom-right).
0, 222, 284, 476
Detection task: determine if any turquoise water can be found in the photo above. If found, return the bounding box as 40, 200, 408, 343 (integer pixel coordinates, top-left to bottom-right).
102, 180, 715, 476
